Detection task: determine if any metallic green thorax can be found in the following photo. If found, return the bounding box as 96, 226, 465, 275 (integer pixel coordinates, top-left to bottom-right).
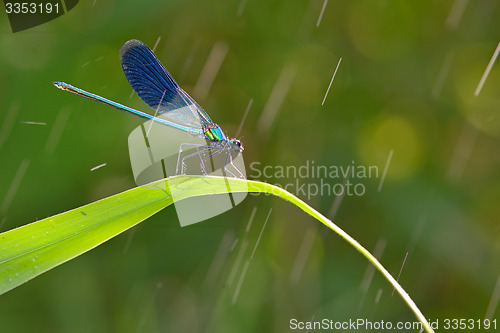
202, 124, 244, 152
203, 124, 228, 142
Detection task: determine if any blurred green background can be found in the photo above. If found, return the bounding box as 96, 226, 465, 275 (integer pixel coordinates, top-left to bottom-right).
1, 0, 499, 332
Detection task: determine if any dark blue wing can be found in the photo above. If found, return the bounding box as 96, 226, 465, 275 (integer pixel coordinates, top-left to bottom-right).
119, 39, 213, 128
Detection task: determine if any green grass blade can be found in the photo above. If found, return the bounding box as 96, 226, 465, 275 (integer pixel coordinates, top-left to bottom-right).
0, 180, 173, 295
0, 176, 434, 333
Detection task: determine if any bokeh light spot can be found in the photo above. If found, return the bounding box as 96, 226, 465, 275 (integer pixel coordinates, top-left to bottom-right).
347, 1, 417, 61
357, 115, 423, 180
453, 44, 500, 138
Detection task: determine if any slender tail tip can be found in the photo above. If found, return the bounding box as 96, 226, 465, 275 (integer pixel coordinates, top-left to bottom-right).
52, 81, 65, 90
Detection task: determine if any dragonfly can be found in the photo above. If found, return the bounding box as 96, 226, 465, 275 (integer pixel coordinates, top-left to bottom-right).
53, 39, 244, 178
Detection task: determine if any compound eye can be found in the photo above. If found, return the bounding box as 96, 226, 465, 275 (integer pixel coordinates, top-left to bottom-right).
233, 139, 244, 151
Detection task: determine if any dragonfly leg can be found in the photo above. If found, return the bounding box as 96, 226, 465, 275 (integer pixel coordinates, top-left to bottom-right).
223, 146, 245, 178
176, 143, 213, 175
200, 145, 242, 179
198, 145, 244, 179
176, 143, 244, 178
195, 145, 216, 175
177, 143, 201, 175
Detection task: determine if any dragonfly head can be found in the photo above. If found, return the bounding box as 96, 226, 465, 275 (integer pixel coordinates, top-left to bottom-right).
229, 138, 244, 152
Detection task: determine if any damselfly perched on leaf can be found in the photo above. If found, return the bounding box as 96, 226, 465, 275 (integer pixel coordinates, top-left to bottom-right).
54, 39, 244, 178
